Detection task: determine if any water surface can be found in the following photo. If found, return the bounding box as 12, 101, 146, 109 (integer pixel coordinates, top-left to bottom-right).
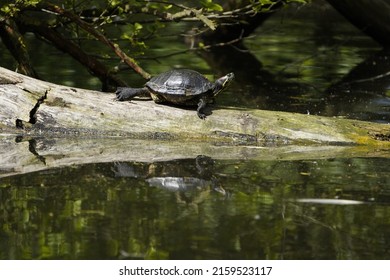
1, 157, 390, 259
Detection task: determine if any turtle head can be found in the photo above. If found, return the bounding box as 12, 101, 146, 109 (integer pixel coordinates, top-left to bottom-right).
213, 72, 234, 96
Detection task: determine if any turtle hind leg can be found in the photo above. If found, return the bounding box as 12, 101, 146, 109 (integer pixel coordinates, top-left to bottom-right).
115, 87, 150, 101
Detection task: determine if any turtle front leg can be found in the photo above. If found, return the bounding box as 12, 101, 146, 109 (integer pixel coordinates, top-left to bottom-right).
197, 98, 208, 119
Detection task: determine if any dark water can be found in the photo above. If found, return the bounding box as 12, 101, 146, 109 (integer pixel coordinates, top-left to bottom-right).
1, 1, 390, 259
1, 157, 390, 259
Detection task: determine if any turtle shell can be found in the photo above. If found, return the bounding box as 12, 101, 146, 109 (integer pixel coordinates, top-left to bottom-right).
146, 69, 213, 96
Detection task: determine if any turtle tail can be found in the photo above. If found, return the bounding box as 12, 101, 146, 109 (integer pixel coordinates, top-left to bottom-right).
115, 87, 150, 101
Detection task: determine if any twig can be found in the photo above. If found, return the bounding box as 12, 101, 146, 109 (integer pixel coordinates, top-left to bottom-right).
342, 71, 390, 84
133, 0, 282, 28
200, 29, 247, 50
139, 31, 248, 62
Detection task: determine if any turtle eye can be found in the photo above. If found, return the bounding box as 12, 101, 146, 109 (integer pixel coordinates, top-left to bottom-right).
223, 76, 232, 87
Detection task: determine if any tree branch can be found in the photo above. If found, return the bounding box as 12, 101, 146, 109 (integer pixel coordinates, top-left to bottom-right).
22, 21, 126, 90
0, 19, 39, 78
42, 3, 151, 80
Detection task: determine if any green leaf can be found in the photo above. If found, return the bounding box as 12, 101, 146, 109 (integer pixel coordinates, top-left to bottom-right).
134, 22, 143, 31
200, 0, 223, 12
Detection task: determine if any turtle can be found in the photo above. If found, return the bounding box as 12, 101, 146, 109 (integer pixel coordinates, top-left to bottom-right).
115, 69, 234, 119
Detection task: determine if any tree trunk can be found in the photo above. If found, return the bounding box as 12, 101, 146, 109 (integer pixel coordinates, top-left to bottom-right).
0, 19, 39, 78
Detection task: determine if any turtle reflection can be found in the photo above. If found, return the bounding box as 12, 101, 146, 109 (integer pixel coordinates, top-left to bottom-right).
113, 155, 226, 204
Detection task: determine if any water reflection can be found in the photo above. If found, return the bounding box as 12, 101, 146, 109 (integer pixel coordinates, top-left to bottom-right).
1, 157, 390, 260
200, 6, 390, 122
324, 48, 390, 121
210, 44, 390, 122
113, 156, 226, 205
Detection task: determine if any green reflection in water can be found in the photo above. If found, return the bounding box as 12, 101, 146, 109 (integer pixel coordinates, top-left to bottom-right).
1, 158, 389, 260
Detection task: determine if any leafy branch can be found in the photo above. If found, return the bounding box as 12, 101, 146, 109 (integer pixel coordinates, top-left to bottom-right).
42, 3, 151, 79
0, 0, 308, 87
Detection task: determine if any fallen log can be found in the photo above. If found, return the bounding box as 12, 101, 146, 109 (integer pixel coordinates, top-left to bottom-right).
1, 66, 390, 146
1, 66, 390, 178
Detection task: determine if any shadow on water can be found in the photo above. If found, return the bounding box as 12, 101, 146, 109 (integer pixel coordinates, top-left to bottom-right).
197, 41, 312, 113
195, 4, 390, 122
1, 156, 390, 260
324, 48, 390, 121
203, 43, 390, 121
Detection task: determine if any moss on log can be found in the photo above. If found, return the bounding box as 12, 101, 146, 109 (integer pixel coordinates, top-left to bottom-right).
1, 66, 390, 147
